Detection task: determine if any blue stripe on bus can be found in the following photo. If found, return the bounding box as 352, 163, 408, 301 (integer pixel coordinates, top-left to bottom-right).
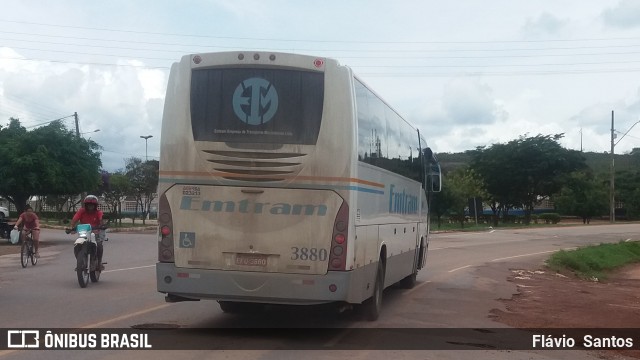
158, 178, 385, 195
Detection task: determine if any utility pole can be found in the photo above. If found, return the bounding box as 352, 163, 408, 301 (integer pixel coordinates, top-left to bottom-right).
610, 111, 640, 224
579, 128, 583, 152
74, 112, 80, 136
610, 111, 615, 223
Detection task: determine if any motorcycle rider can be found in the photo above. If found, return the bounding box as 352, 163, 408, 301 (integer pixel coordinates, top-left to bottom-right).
69, 195, 106, 269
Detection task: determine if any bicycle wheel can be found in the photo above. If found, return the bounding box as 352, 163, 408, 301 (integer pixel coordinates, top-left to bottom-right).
30, 242, 37, 266
20, 240, 29, 268
76, 247, 90, 288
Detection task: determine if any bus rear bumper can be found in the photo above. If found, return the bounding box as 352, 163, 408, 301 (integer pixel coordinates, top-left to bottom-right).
156, 262, 358, 305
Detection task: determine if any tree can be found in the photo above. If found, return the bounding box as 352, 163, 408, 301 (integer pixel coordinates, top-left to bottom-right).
444, 168, 486, 228
553, 171, 608, 223
125, 158, 159, 225
615, 170, 640, 220
470, 134, 586, 225
468, 142, 520, 226
102, 172, 132, 225
431, 185, 455, 229
0, 119, 102, 214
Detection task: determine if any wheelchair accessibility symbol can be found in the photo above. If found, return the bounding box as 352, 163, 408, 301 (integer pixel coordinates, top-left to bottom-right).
179, 232, 196, 248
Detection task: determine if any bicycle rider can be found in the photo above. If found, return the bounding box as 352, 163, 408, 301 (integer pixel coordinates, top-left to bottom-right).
69, 195, 106, 269
13, 204, 41, 258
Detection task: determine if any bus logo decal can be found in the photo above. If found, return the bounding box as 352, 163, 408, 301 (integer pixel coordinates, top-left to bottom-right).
389, 184, 418, 214
232, 77, 279, 125
180, 196, 327, 216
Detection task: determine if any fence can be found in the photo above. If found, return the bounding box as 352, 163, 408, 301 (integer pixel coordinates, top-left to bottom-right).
1, 198, 158, 218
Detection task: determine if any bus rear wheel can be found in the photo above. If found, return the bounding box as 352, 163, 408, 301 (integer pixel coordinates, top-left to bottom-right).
363, 260, 384, 321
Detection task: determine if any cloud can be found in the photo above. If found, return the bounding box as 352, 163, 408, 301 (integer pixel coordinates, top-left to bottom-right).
209, 0, 271, 23
601, 0, 640, 29
442, 78, 507, 126
521, 12, 568, 37
569, 89, 640, 153
408, 78, 509, 153
0, 51, 167, 171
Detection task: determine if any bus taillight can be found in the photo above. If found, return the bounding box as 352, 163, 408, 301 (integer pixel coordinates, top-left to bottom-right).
329, 202, 348, 271
158, 194, 175, 263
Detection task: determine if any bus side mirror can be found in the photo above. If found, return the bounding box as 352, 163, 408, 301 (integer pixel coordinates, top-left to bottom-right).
427, 161, 442, 193
431, 174, 441, 192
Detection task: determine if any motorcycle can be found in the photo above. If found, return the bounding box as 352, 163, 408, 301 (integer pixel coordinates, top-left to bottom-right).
66, 224, 108, 288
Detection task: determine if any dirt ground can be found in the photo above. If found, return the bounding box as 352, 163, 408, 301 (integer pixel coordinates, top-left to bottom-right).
490, 264, 640, 359
0, 240, 50, 256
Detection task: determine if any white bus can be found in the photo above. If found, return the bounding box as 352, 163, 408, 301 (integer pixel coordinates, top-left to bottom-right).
156, 51, 441, 320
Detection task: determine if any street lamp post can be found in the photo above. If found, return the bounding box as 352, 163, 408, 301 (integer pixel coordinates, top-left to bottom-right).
140, 135, 153, 161
610, 110, 640, 223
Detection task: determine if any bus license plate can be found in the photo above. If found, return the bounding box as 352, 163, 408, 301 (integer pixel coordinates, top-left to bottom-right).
235, 254, 267, 267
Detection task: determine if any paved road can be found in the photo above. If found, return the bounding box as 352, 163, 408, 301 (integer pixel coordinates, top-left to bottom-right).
1, 224, 638, 359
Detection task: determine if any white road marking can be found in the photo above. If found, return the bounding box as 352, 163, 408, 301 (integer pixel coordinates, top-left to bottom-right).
430, 246, 457, 251
448, 264, 472, 273
103, 264, 155, 273
405, 280, 432, 295
490, 250, 558, 262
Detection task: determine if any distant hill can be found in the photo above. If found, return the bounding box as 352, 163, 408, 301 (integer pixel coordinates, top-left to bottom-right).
437, 151, 640, 175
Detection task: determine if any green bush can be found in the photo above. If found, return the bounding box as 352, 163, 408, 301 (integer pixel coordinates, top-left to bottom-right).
538, 213, 561, 224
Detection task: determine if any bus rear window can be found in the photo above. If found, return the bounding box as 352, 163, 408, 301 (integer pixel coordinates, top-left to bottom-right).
190, 68, 324, 145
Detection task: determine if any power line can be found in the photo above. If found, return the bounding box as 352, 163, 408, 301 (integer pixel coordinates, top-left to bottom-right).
2, 93, 69, 119
9, 44, 640, 68
3, 44, 176, 62
0, 56, 169, 69
3, 20, 640, 76
7, 36, 640, 59
6, 29, 640, 55
0, 101, 62, 123
360, 67, 640, 77
354, 59, 640, 68
24, 114, 75, 128
4, 56, 640, 77
4, 18, 640, 44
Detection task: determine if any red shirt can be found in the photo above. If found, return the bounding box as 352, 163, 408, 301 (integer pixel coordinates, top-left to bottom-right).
19, 212, 40, 229
72, 208, 103, 229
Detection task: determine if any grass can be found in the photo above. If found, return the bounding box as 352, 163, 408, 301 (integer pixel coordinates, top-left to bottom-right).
546, 241, 640, 280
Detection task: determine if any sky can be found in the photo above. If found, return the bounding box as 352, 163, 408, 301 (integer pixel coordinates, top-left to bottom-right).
2, 0, 640, 171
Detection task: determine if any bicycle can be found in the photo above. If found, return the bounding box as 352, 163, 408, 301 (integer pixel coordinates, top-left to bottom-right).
20, 229, 38, 268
